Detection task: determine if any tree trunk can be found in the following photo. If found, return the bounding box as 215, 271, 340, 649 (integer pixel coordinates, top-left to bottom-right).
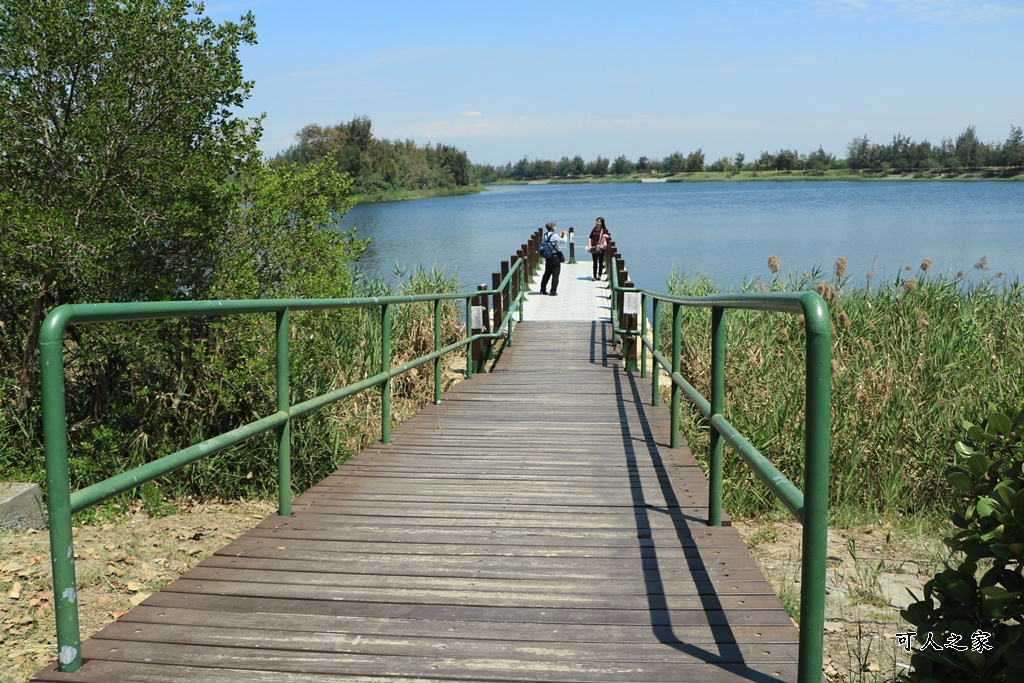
17, 271, 56, 414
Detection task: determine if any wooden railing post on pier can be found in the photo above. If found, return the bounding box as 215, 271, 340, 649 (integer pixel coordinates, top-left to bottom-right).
471, 284, 490, 373
518, 247, 528, 320
622, 278, 638, 372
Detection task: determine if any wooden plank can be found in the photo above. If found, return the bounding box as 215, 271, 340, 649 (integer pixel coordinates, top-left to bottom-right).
197, 554, 771, 583
137, 591, 797, 628
70, 639, 798, 682
116, 606, 800, 644
88, 623, 796, 664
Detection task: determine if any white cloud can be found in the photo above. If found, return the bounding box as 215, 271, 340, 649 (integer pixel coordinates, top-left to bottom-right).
461, 111, 482, 117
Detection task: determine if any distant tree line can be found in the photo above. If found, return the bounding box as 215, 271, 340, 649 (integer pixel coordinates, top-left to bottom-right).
273, 116, 476, 194
474, 125, 1024, 181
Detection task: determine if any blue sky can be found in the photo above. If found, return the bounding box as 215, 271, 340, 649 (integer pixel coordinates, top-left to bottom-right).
205, 0, 1024, 167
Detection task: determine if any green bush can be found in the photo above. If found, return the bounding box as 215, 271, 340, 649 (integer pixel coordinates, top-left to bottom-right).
900, 406, 1024, 682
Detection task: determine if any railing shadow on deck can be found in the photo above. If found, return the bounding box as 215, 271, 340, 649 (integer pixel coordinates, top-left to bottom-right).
601, 242, 830, 683
611, 367, 788, 683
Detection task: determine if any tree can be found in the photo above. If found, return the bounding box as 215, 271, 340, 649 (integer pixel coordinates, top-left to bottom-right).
685, 148, 705, 172
215, 156, 365, 300
773, 149, 797, 171
569, 155, 586, 176
1002, 125, 1024, 168
846, 135, 872, 170
0, 0, 262, 411
611, 154, 635, 175
805, 146, 834, 172
734, 153, 745, 170
954, 125, 983, 170
662, 151, 685, 174
585, 155, 609, 176
707, 156, 732, 173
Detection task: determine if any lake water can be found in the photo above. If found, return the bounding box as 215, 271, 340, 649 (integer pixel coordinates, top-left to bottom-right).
341, 181, 1024, 293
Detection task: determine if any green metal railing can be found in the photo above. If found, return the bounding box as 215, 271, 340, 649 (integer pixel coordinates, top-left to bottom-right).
609, 256, 831, 683
41, 260, 529, 672
41, 228, 828, 679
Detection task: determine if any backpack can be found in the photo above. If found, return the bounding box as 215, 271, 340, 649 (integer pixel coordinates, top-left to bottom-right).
539, 233, 556, 259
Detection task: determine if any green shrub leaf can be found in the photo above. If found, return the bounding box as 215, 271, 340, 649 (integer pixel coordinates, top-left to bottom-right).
946, 469, 976, 492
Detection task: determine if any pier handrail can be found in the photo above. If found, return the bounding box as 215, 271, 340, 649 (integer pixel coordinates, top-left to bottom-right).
40, 257, 528, 672
609, 255, 831, 683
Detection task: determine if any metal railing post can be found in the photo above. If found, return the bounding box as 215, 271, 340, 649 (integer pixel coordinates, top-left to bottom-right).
670, 302, 681, 449
651, 298, 661, 407
276, 309, 292, 517
433, 299, 442, 404
380, 302, 392, 444
40, 314, 82, 672
639, 294, 648, 379
708, 306, 725, 527
798, 294, 832, 683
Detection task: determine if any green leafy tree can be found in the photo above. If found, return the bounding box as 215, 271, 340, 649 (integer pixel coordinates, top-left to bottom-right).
805, 146, 834, 172
955, 125, 984, 170
0, 0, 261, 411
684, 148, 705, 172
773, 149, 797, 171
662, 151, 685, 174
585, 155, 610, 176
707, 156, 732, 173
569, 154, 586, 176
846, 135, 872, 170
215, 156, 365, 300
611, 154, 635, 175
1000, 126, 1023, 169
755, 150, 775, 170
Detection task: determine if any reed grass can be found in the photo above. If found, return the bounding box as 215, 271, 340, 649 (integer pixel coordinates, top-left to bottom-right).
663, 258, 1024, 523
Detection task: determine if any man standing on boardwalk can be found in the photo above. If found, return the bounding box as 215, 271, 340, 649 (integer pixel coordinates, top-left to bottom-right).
539, 221, 567, 296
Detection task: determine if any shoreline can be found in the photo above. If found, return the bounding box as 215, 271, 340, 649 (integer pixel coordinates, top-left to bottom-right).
353, 168, 1022, 204
492, 169, 1024, 185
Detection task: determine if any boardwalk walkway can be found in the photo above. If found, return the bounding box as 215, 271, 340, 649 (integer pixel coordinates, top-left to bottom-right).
33, 261, 800, 682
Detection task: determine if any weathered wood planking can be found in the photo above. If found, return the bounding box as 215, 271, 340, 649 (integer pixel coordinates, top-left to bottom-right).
34, 320, 800, 683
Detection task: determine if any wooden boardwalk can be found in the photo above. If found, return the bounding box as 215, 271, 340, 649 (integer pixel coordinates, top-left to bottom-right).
34, 321, 800, 683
